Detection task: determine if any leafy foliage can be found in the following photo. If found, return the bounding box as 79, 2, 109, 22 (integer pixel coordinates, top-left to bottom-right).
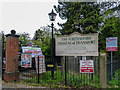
108, 68, 120, 88
32, 26, 51, 57
32, 26, 60, 57
54, 2, 102, 35
19, 32, 31, 46
18, 32, 31, 53
98, 2, 120, 52
99, 16, 120, 52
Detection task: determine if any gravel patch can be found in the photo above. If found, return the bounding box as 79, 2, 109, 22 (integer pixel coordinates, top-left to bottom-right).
2, 81, 47, 89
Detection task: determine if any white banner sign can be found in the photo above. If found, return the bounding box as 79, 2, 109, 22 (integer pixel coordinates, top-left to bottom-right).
35, 55, 46, 73
56, 32, 98, 56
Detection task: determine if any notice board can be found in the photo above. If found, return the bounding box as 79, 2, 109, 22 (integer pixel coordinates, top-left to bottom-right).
56, 32, 98, 56
35, 55, 46, 73
80, 60, 94, 73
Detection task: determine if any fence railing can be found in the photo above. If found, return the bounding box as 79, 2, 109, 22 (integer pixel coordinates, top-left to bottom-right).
18, 56, 100, 88
107, 54, 120, 82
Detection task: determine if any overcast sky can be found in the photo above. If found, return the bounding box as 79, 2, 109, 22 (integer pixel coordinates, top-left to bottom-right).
1, 0, 65, 38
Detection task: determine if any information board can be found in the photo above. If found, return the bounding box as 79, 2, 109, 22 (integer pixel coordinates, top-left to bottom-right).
56, 32, 98, 56
35, 55, 46, 73
21, 53, 32, 67
106, 37, 117, 51
80, 60, 94, 73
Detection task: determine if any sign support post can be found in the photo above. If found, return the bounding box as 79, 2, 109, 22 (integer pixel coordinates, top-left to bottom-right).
65, 56, 67, 86
38, 56, 39, 84
111, 51, 113, 80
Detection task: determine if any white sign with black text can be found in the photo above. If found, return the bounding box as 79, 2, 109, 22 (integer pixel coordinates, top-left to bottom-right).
56, 32, 98, 56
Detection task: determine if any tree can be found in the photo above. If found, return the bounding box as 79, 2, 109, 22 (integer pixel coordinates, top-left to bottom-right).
19, 32, 31, 46
54, 2, 102, 35
33, 26, 51, 57
33, 25, 59, 57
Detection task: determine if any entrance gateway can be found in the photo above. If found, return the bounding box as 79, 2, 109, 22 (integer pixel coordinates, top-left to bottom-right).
3, 31, 105, 88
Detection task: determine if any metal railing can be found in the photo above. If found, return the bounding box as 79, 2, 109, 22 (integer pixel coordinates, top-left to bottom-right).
17, 56, 100, 88
107, 54, 120, 82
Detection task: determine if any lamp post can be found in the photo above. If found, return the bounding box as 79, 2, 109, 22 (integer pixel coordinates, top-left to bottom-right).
48, 9, 57, 78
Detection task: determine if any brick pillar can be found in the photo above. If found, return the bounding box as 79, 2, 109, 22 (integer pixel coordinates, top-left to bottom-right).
4, 30, 20, 82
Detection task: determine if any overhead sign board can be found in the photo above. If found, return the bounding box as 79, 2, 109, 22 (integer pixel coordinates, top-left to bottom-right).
80, 60, 94, 73
22, 46, 42, 57
106, 37, 117, 51
35, 55, 46, 73
21, 53, 32, 67
56, 32, 98, 56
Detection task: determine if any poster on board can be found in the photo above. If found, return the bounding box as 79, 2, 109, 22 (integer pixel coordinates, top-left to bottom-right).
22, 46, 42, 57
21, 53, 32, 67
80, 60, 94, 73
106, 37, 117, 51
35, 55, 46, 73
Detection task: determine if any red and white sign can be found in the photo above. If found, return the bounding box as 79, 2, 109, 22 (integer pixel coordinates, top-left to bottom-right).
80, 60, 94, 73
106, 37, 117, 51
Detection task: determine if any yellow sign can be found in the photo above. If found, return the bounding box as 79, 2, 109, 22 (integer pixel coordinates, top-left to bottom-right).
47, 64, 54, 67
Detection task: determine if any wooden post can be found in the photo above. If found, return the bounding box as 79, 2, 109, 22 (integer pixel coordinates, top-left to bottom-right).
100, 53, 107, 88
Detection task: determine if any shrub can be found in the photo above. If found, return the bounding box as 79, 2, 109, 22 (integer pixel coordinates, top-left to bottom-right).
108, 68, 120, 88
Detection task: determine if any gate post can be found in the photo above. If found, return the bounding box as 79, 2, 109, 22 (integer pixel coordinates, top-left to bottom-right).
0, 32, 4, 80
4, 30, 20, 82
100, 53, 107, 88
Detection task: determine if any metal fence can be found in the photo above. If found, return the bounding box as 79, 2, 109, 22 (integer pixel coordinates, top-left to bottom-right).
18, 56, 100, 88
65, 56, 100, 88
107, 53, 120, 82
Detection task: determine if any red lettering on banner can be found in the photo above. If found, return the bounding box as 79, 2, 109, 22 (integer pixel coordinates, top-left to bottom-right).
25, 51, 32, 53
106, 39, 117, 42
